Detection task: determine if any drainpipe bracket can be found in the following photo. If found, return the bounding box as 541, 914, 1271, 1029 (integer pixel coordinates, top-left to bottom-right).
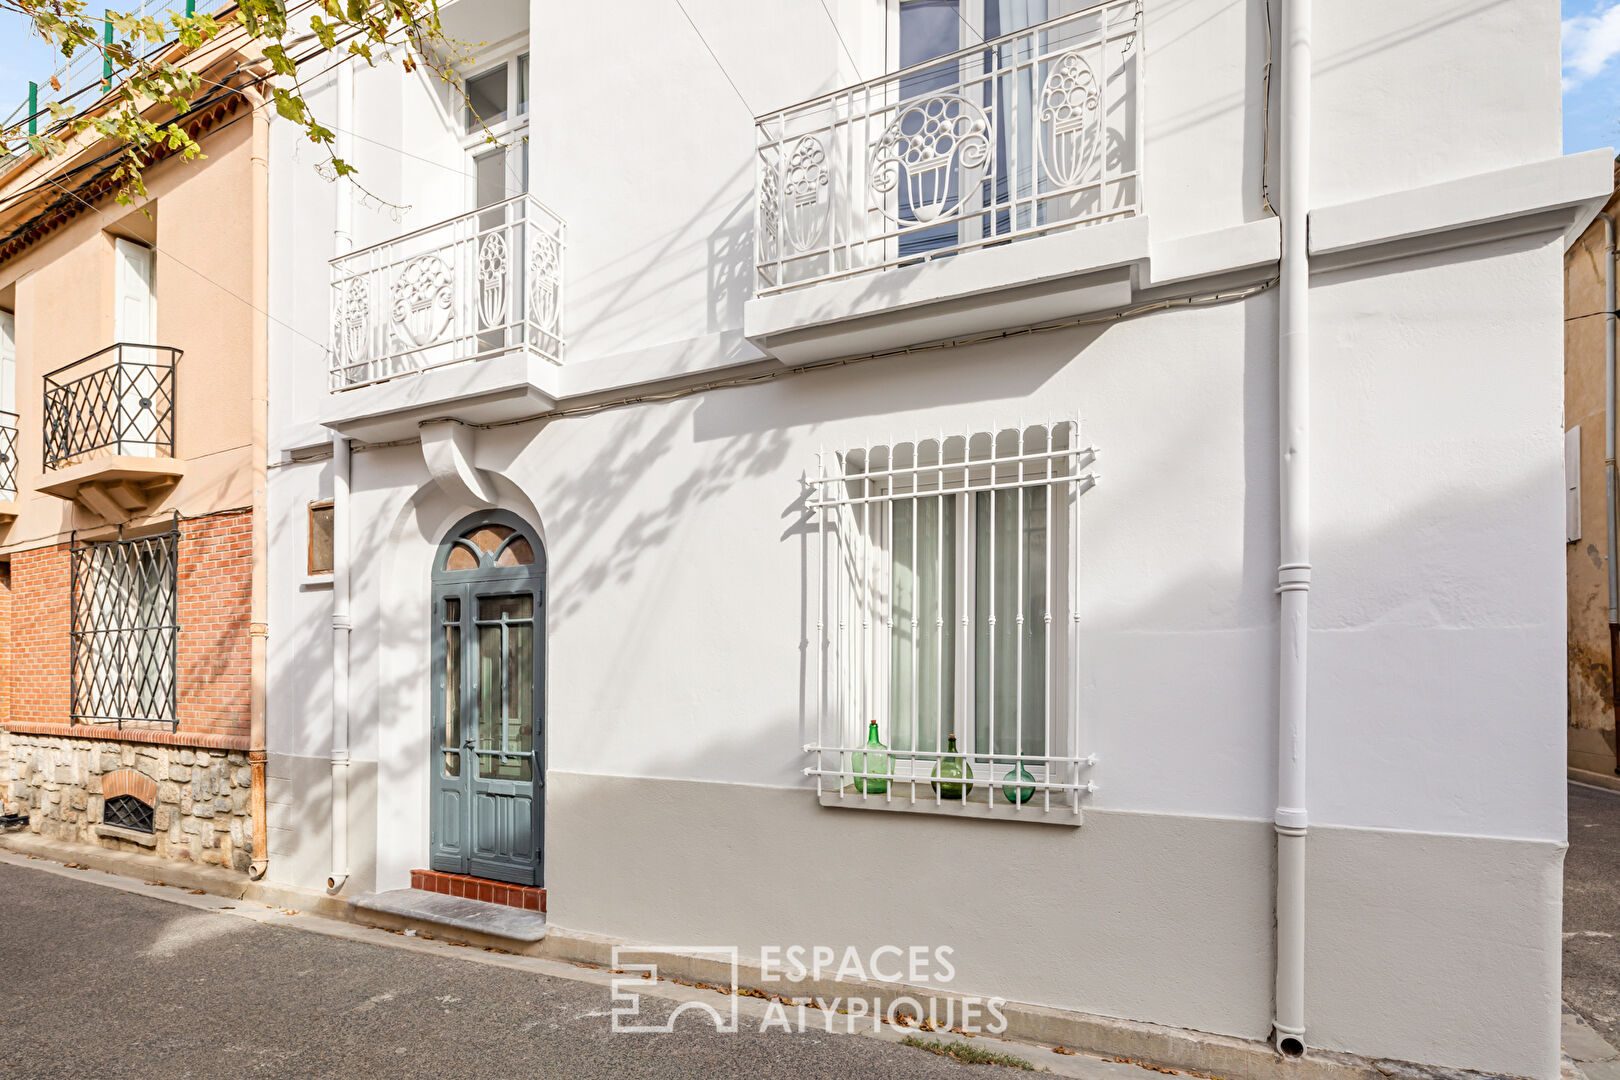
1275, 563, 1312, 593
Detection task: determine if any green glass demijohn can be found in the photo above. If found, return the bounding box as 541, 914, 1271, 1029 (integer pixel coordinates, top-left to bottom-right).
852, 720, 889, 795
1001, 764, 1037, 804
931, 733, 974, 799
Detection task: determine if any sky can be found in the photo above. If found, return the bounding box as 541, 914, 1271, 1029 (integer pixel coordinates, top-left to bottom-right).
0, 2, 1616, 150
1566, 0, 1620, 155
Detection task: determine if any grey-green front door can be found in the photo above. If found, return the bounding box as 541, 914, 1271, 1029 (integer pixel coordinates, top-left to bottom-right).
430, 511, 545, 886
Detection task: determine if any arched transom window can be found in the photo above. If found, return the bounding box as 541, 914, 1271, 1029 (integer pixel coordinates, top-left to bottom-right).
441, 522, 536, 572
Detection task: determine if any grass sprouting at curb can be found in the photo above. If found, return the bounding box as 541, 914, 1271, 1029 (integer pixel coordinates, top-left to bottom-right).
900, 1035, 1038, 1070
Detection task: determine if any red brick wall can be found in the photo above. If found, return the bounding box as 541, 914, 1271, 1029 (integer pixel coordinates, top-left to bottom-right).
8, 541, 70, 727
175, 509, 252, 738
0, 561, 11, 723
3, 509, 251, 740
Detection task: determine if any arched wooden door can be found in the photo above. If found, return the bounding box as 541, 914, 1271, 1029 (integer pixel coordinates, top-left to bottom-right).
429, 510, 545, 886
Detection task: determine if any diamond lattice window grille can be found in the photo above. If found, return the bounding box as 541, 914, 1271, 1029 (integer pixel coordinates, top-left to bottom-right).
70, 519, 179, 728
103, 793, 155, 833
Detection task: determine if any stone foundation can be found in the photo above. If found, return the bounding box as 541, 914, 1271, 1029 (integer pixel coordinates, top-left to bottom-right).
0, 730, 254, 871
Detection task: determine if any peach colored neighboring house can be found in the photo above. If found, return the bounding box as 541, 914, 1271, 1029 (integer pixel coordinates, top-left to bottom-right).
1565, 157, 1620, 782
0, 48, 271, 874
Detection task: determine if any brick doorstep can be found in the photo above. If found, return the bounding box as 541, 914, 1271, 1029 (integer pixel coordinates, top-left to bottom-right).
410, 868, 545, 912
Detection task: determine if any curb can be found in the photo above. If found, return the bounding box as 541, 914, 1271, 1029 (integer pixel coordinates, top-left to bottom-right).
1569, 769, 1620, 796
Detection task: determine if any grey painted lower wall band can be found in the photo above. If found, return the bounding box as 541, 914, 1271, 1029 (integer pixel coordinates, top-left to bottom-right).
260, 764, 1563, 1078
543, 772, 1563, 1080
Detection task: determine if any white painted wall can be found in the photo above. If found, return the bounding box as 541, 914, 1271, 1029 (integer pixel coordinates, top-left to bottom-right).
262, 0, 1584, 1074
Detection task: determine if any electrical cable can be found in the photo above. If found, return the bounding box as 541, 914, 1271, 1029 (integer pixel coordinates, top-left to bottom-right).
667, 0, 755, 116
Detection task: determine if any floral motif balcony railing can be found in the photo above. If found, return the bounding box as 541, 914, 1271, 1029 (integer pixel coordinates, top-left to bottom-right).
329, 194, 565, 390
0, 410, 16, 498
43, 344, 178, 469
755, 0, 1142, 295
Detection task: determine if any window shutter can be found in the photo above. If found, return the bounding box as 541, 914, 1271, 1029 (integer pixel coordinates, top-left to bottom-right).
114, 237, 155, 344
0, 309, 14, 415
1567, 425, 1581, 544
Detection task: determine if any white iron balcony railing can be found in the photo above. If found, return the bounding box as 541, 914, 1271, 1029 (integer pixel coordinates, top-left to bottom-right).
755, 0, 1143, 296
329, 194, 565, 390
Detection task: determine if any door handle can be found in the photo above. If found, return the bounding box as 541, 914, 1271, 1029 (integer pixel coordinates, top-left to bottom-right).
462, 740, 476, 750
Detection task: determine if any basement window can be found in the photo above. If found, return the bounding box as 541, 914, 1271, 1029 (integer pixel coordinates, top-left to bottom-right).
103, 794, 154, 834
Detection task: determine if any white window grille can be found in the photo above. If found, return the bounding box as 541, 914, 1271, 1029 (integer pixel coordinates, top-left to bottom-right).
806, 420, 1097, 818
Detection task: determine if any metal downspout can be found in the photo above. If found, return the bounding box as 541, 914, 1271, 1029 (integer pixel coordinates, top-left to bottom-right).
1273, 0, 1311, 1057
328, 434, 351, 892
327, 56, 354, 894
1603, 212, 1619, 775
245, 80, 272, 881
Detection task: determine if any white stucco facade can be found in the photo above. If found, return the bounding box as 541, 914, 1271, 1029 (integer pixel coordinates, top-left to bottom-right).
262, 1, 1611, 1077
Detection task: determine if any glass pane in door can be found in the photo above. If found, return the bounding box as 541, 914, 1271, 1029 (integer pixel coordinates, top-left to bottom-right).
443, 596, 461, 776
475, 148, 514, 352
476, 594, 534, 781
898, 0, 968, 258
475, 149, 508, 211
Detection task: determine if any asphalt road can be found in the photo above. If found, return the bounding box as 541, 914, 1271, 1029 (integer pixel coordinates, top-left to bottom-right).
0, 864, 1014, 1080
1567, 780, 1620, 1050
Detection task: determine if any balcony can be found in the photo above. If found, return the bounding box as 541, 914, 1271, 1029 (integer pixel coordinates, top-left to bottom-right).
324, 194, 566, 440
38, 344, 184, 524
0, 410, 15, 524
745, 0, 1147, 364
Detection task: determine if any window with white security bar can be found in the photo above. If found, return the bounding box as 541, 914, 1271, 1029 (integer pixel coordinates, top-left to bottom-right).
807, 421, 1097, 817
69, 521, 179, 728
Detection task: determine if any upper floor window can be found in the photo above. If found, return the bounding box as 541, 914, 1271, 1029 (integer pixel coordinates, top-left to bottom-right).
806, 421, 1097, 818
0, 308, 14, 415
114, 236, 155, 345
0, 309, 14, 500
463, 54, 530, 215
463, 54, 529, 137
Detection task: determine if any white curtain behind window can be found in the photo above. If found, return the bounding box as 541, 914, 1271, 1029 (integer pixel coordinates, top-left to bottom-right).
974, 487, 1047, 760
890, 495, 958, 760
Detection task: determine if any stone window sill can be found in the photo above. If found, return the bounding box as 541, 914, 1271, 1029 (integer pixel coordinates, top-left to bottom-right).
817, 787, 1082, 826
95, 824, 157, 847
